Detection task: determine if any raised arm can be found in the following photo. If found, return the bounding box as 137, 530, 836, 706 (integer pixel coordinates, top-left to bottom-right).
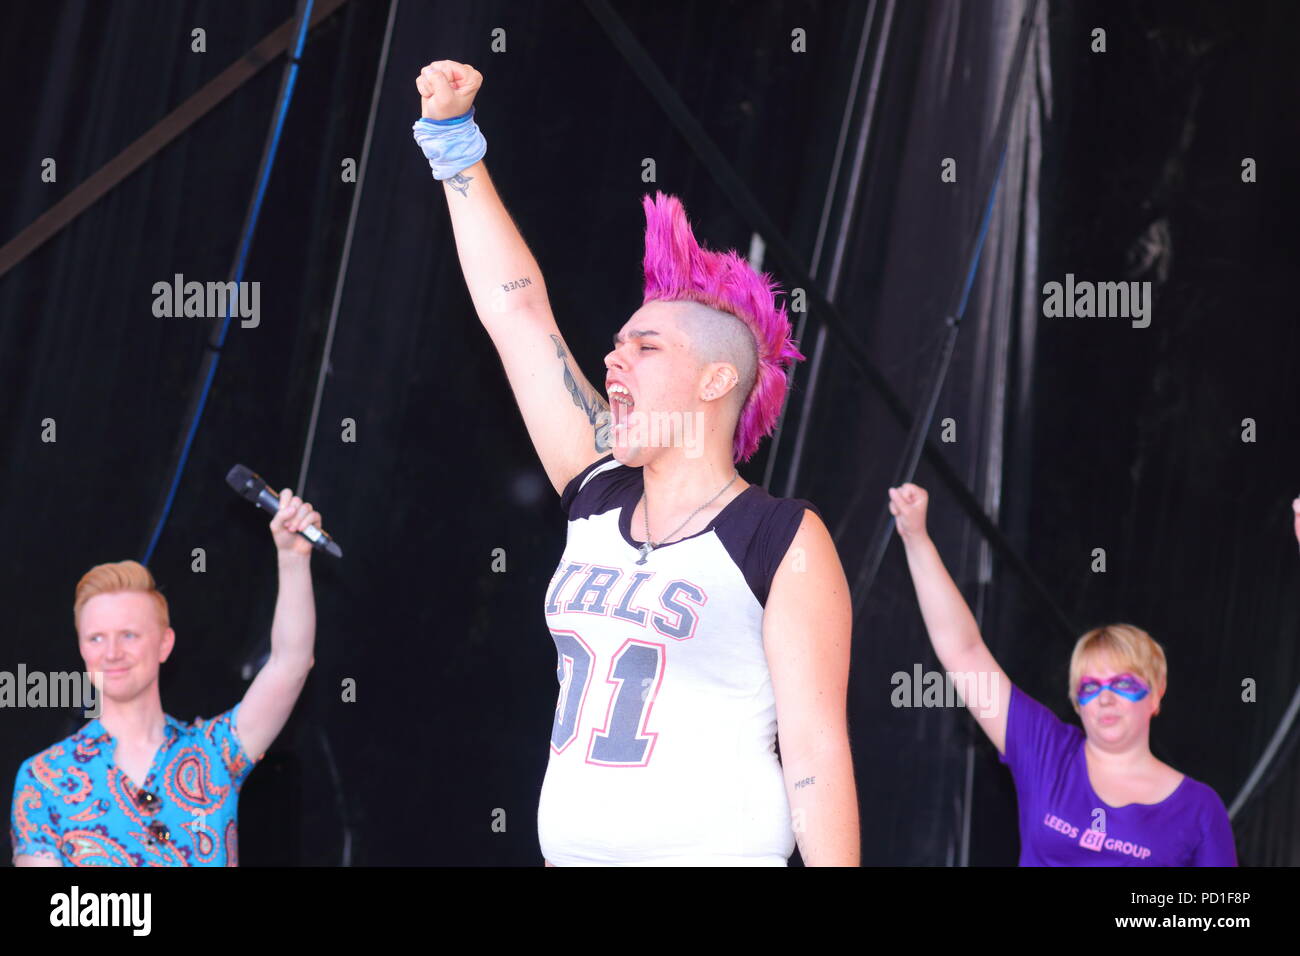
415, 60, 610, 495
236, 488, 318, 760
889, 484, 1011, 753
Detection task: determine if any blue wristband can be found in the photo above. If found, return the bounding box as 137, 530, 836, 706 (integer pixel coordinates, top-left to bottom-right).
421, 106, 475, 127
411, 110, 487, 180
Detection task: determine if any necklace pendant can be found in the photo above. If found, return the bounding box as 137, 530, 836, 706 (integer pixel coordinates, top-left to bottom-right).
636, 541, 653, 565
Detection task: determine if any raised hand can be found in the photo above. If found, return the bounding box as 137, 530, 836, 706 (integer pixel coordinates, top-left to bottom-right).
270, 488, 322, 558
416, 59, 482, 121
888, 483, 930, 541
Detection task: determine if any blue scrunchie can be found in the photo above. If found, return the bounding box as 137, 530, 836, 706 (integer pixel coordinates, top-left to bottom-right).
412, 107, 486, 180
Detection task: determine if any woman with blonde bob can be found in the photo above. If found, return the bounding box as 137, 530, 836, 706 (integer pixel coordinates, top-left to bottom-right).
888, 482, 1236, 866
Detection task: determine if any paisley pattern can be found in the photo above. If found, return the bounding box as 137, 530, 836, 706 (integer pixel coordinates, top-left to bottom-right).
30, 746, 65, 791
185, 816, 220, 865
163, 747, 229, 814
9, 704, 258, 866
57, 827, 136, 867
225, 819, 239, 867
67, 798, 110, 823
59, 767, 93, 805
11, 785, 43, 846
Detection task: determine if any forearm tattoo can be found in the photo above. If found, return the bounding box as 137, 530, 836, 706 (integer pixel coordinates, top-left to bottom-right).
447, 171, 473, 196
551, 334, 612, 452
794, 776, 816, 790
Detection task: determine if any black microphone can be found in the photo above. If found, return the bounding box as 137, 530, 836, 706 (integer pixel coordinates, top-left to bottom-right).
225, 464, 343, 558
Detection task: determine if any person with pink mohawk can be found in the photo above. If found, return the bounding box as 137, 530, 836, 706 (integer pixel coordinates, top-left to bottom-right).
415, 59, 858, 865
638, 190, 808, 466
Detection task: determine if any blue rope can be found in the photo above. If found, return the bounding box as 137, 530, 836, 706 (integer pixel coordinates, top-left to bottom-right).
142, 1, 315, 564
954, 146, 1007, 322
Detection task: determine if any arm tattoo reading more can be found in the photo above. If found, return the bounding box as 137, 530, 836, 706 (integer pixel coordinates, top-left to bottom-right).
446, 171, 473, 196
550, 334, 612, 452
794, 776, 816, 790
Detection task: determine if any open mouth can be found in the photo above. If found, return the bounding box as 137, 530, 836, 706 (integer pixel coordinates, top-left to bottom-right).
609, 383, 635, 427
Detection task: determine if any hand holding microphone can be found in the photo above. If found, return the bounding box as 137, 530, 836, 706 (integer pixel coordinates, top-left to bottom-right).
226, 464, 343, 558
270, 488, 322, 558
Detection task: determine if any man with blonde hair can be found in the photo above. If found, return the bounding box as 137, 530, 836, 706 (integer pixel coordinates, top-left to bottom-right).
10, 490, 322, 866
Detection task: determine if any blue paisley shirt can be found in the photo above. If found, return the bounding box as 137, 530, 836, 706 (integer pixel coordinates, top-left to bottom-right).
10, 704, 260, 866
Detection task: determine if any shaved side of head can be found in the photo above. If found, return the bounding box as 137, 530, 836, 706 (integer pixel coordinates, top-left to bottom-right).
639, 192, 804, 462
670, 300, 759, 408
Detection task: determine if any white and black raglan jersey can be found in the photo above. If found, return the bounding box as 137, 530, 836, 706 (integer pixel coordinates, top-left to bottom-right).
537, 453, 821, 866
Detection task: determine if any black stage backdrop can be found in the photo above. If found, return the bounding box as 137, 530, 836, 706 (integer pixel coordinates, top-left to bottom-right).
0, 0, 1296, 866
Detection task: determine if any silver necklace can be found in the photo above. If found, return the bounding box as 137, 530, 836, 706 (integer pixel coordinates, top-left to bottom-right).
636, 471, 740, 565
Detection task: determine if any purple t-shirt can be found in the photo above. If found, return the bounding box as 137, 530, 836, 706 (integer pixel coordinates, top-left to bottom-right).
999, 684, 1237, 866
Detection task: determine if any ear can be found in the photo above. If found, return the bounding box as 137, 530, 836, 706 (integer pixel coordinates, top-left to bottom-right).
159, 627, 176, 663
699, 362, 739, 401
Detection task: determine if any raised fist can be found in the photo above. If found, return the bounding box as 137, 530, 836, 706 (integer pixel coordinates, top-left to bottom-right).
416, 60, 481, 121
270, 487, 322, 557
888, 483, 930, 541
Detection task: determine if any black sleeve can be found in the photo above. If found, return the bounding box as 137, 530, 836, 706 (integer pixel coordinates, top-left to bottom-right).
740, 497, 823, 607
559, 454, 618, 519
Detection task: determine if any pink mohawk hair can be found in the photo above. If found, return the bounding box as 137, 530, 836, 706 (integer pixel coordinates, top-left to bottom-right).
640, 191, 805, 464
